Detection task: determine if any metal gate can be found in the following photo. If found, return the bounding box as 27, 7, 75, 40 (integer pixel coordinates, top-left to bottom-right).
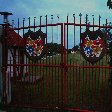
1, 14, 112, 111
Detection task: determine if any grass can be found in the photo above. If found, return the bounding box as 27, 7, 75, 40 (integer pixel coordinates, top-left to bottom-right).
7, 52, 111, 112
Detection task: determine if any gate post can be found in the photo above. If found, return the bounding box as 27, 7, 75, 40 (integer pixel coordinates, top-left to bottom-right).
0, 24, 3, 103
0, 40, 2, 103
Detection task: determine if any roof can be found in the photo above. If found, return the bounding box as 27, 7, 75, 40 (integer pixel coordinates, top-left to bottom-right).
6, 30, 24, 47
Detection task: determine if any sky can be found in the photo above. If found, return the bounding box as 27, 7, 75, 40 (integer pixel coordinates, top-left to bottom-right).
0, 0, 111, 19
0, 0, 112, 48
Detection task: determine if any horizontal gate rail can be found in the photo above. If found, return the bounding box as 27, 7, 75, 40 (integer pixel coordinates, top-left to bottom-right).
5, 64, 112, 69
5, 23, 63, 31
64, 23, 112, 29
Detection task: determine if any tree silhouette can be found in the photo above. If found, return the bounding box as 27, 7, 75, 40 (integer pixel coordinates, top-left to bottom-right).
107, 0, 112, 9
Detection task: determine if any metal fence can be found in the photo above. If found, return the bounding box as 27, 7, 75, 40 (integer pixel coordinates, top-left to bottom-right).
1, 14, 112, 112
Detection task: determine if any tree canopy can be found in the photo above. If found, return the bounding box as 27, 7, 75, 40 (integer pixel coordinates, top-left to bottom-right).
107, 0, 112, 9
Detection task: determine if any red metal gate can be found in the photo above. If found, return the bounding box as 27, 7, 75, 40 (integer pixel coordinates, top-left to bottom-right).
1, 14, 112, 111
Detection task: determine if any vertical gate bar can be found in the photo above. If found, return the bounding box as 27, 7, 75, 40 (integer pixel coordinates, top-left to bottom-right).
104, 67, 106, 111
73, 14, 76, 47
42, 57, 44, 105
54, 32, 57, 105
106, 18, 112, 111
69, 59, 71, 104
32, 59, 34, 104
67, 15, 68, 63
85, 15, 88, 107
13, 49, 16, 81
39, 16, 42, 100
98, 61, 100, 110
45, 15, 49, 104
84, 62, 86, 107
75, 61, 77, 107
64, 23, 67, 65
28, 17, 32, 104
34, 17, 36, 104
73, 14, 75, 103
17, 34, 19, 104
9, 57, 11, 104
88, 62, 91, 107
64, 22, 68, 104
98, 15, 102, 110
51, 15, 53, 43
26, 46, 29, 105
48, 47, 50, 105
34, 17, 36, 32
92, 64, 94, 108
73, 59, 75, 102
95, 67, 98, 110
82, 61, 84, 108
106, 19, 108, 62
39, 16, 42, 103
27, 17, 29, 104
92, 15, 94, 31
71, 59, 73, 104
54, 58, 56, 105
109, 68, 112, 112
60, 23, 64, 107
40, 16, 42, 31
25, 56, 27, 104
28, 17, 31, 30
92, 14, 96, 109
18, 18, 19, 34
35, 62, 36, 104
51, 15, 53, 105
106, 19, 111, 111
23, 18, 25, 40
85, 61, 88, 107
79, 13, 82, 107
43, 15, 48, 102
76, 61, 79, 107
58, 28, 60, 106
3, 66, 6, 104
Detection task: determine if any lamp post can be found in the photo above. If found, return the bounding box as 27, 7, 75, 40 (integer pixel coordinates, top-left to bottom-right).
0, 12, 12, 104
0, 12, 13, 23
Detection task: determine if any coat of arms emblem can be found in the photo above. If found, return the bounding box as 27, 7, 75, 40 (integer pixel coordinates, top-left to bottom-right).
80, 29, 106, 64
24, 29, 46, 61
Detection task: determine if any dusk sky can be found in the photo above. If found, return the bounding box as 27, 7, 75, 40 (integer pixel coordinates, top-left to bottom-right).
0, 0, 112, 48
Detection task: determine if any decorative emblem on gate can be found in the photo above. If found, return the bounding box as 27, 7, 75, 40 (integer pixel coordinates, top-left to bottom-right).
24, 29, 46, 61
80, 29, 106, 64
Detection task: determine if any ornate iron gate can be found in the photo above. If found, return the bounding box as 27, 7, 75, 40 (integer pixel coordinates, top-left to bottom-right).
1, 14, 112, 111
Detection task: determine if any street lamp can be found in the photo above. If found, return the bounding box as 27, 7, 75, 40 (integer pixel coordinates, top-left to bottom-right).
0, 12, 13, 23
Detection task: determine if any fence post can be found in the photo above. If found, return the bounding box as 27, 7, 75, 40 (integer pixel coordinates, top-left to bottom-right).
0, 41, 2, 103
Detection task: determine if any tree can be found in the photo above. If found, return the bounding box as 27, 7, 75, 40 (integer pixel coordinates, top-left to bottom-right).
107, 0, 112, 9
46, 43, 65, 56
101, 22, 112, 49
72, 45, 79, 52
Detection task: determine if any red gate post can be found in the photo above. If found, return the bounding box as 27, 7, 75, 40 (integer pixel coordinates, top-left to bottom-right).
0, 25, 3, 103
2, 66, 7, 104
